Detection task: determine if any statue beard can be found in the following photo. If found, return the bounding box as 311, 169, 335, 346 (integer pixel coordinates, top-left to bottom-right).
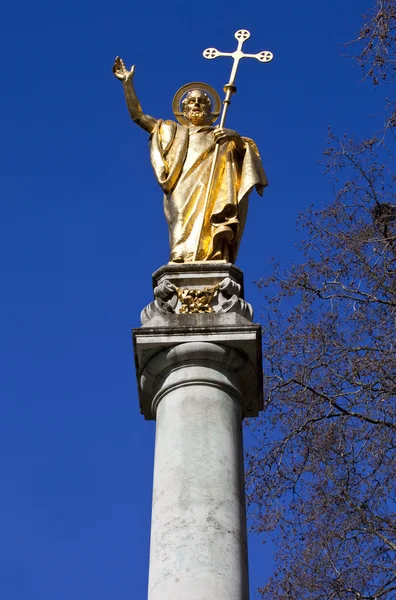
186, 110, 209, 126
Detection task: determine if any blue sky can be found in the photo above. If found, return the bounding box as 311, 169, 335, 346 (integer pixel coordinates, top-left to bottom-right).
0, 0, 381, 597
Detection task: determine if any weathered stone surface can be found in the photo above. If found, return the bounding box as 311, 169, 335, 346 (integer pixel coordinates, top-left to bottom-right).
133, 316, 263, 419
143, 341, 250, 600
140, 262, 253, 324
153, 261, 245, 292
132, 264, 263, 600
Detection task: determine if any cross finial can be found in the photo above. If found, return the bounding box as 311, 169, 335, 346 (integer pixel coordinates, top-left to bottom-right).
203, 29, 273, 88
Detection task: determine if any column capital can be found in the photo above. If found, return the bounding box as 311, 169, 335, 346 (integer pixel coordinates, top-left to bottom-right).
133, 318, 263, 419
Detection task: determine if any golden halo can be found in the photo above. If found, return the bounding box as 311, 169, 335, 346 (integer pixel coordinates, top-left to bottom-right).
172, 82, 221, 126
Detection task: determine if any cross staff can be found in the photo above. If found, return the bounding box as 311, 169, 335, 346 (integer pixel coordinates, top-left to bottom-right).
193, 29, 273, 261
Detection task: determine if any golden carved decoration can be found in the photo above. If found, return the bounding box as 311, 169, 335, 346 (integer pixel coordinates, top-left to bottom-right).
177, 285, 219, 314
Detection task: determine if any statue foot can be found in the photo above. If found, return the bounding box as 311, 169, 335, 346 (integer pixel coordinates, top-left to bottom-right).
170, 255, 184, 263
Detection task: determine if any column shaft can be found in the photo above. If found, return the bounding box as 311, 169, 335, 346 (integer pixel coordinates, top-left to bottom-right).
145, 343, 250, 600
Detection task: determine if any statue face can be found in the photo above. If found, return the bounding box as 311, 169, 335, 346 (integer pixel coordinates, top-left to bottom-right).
183, 90, 212, 126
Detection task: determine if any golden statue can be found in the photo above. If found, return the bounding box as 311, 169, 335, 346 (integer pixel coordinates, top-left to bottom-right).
113, 30, 272, 263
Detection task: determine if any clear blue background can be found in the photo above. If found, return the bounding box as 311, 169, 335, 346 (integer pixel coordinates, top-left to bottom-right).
0, 0, 381, 597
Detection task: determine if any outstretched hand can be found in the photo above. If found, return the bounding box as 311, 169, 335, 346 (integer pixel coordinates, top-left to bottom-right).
112, 57, 135, 81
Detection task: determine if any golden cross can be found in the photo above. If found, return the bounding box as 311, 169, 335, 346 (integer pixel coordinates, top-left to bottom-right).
203, 29, 273, 90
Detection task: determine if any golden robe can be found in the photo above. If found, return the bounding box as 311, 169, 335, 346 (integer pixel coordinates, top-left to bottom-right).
150, 119, 267, 262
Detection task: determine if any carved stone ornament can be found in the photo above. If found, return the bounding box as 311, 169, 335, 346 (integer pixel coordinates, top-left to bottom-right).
140, 276, 253, 325
177, 286, 219, 314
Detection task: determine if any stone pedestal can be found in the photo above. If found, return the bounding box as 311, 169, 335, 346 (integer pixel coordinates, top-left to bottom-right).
133, 263, 263, 600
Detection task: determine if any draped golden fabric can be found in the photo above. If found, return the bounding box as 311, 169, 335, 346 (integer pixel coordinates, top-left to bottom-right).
150, 119, 267, 262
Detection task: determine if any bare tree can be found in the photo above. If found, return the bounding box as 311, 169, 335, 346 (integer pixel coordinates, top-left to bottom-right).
246, 2, 396, 598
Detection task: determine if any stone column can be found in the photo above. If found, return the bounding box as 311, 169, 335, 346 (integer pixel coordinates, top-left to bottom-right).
133, 264, 263, 600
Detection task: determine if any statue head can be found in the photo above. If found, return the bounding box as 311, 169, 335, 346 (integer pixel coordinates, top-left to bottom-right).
182, 89, 212, 126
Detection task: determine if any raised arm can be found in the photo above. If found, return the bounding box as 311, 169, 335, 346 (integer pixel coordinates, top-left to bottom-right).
112, 57, 157, 134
